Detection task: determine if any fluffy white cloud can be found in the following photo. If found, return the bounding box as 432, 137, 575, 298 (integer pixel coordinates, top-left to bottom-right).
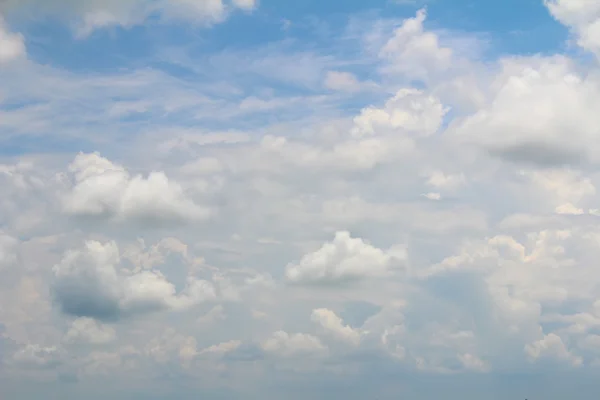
311, 308, 362, 346
62, 152, 211, 226
351, 88, 447, 137
52, 240, 217, 321
450, 57, 600, 167
423, 227, 600, 307
545, 0, 600, 57
285, 231, 405, 284
378, 9, 453, 81
525, 333, 583, 367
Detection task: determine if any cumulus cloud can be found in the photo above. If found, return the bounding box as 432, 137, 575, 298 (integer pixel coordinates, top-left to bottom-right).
422, 228, 597, 307
416, 225, 600, 370
525, 333, 583, 367
311, 308, 362, 346
451, 57, 600, 167
351, 88, 447, 137
62, 152, 211, 226
285, 231, 405, 284
52, 240, 217, 321
545, 0, 600, 57
245, 87, 447, 176
378, 9, 453, 81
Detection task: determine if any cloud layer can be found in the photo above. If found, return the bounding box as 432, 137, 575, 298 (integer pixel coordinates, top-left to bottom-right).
2, 0, 600, 399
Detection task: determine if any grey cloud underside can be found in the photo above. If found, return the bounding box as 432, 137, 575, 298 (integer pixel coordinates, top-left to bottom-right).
52, 284, 174, 321
489, 140, 586, 167
53, 282, 122, 321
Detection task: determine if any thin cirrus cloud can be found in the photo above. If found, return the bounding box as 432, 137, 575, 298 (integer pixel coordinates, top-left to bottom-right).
0, 0, 258, 37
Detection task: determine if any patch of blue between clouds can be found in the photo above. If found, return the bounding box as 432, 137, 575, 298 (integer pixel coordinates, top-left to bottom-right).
12, 0, 569, 72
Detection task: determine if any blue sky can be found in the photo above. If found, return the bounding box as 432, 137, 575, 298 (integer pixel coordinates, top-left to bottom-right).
1, 0, 571, 155
3, 0, 600, 399
17, 0, 570, 75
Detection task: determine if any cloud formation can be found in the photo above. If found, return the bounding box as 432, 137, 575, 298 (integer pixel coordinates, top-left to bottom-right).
3, 1, 600, 399
62, 152, 211, 226
52, 240, 217, 321
285, 231, 405, 284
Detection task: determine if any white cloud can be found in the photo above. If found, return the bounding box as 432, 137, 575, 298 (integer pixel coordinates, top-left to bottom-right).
323, 71, 377, 93
525, 333, 583, 367
422, 192, 441, 200
199, 339, 241, 355
351, 88, 448, 137
52, 240, 217, 321
324, 71, 361, 92
378, 9, 453, 81
526, 169, 595, 205
311, 308, 362, 346
380, 325, 407, 360
0, 15, 25, 63
256, 133, 408, 172
62, 152, 211, 226
545, 0, 600, 57
555, 203, 584, 215
458, 353, 490, 372
285, 231, 403, 284
450, 56, 600, 167
261, 331, 327, 357
231, 0, 257, 11
426, 170, 466, 191
63, 317, 116, 344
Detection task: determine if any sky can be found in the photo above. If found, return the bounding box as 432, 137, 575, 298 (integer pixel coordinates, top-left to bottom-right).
3, 0, 600, 399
